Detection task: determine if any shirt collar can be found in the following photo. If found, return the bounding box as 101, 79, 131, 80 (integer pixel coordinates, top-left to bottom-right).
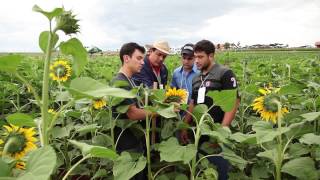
179, 64, 198, 73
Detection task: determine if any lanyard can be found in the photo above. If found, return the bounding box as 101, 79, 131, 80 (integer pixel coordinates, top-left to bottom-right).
152, 69, 162, 86
200, 73, 210, 88
120, 71, 136, 88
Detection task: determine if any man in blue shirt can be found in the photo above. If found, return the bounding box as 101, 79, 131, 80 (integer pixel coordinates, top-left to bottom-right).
171, 43, 199, 102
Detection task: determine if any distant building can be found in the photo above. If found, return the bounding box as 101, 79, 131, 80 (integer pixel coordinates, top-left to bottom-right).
315, 41, 320, 48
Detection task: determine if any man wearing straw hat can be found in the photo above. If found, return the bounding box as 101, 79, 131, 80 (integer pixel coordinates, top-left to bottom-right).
133, 40, 171, 89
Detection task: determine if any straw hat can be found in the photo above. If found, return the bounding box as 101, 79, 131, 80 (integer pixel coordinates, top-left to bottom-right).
146, 40, 171, 55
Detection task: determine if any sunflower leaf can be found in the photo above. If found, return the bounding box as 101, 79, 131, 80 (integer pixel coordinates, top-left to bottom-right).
60, 38, 88, 76
207, 89, 237, 112
17, 146, 57, 180
6, 113, 36, 127
39, 31, 59, 53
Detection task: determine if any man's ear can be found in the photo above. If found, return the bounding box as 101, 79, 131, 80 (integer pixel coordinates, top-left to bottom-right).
123, 55, 130, 63
209, 53, 214, 60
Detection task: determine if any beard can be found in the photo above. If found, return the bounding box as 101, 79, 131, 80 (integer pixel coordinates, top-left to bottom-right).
201, 60, 211, 72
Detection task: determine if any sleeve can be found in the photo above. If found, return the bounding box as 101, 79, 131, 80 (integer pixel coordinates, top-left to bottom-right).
221, 70, 238, 90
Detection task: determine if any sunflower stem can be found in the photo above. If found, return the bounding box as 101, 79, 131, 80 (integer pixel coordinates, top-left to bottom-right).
144, 89, 153, 180
275, 100, 283, 180
41, 20, 54, 146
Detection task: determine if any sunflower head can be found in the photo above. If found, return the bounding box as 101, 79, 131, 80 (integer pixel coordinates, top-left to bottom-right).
1, 125, 37, 160
49, 59, 72, 82
165, 87, 188, 104
55, 10, 80, 35
92, 98, 107, 109
252, 87, 288, 123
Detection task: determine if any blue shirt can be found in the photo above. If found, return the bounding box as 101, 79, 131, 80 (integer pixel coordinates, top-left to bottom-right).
171, 64, 199, 101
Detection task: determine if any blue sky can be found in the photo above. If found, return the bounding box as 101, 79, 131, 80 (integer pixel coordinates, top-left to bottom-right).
0, 0, 319, 52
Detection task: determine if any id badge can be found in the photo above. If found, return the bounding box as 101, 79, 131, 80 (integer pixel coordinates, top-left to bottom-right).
197, 87, 206, 104
159, 84, 164, 89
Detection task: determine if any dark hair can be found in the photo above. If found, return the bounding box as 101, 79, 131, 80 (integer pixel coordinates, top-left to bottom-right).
119, 42, 145, 64
194, 40, 215, 55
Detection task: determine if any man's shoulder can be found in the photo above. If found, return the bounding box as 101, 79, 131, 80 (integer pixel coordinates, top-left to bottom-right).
173, 66, 182, 74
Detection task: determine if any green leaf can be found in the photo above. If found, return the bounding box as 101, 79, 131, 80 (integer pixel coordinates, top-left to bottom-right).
32, 5, 63, 21
51, 126, 69, 138
281, 157, 318, 180
230, 132, 257, 144
157, 105, 177, 118
299, 133, 320, 145
257, 148, 277, 163
252, 121, 290, 143
116, 105, 129, 113
201, 123, 232, 144
113, 152, 146, 180
6, 113, 36, 127
279, 83, 305, 95
161, 120, 175, 139
150, 89, 166, 101
18, 146, 57, 180
0, 55, 23, 73
193, 104, 208, 122
60, 38, 88, 76
288, 143, 309, 158
76, 124, 101, 134
116, 119, 136, 129
222, 146, 247, 171
300, 112, 320, 122
157, 137, 197, 164
207, 89, 237, 112
68, 77, 136, 99
68, 140, 118, 160
39, 31, 59, 53
0, 159, 10, 177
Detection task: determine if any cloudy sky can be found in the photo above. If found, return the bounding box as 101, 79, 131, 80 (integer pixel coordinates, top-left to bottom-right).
0, 0, 319, 52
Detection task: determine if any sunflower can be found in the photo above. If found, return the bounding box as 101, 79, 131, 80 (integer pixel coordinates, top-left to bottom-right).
165, 87, 188, 104
252, 87, 288, 123
15, 161, 26, 170
49, 60, 72, 82
1, 124, 37, 160
92, 98, 107, 109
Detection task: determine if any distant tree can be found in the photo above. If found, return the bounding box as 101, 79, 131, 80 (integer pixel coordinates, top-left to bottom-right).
88, 47, 102, 55
224, 42, 230, 49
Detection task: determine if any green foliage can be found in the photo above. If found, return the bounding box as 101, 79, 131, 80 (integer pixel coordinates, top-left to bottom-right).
281, 157, 318, 180
18, 146, 57, 180
60, 38, 88, 76
0, 55, 23, 73
157, 137, 197, 164
6, 113, 36, 127
113, 152, 146, 180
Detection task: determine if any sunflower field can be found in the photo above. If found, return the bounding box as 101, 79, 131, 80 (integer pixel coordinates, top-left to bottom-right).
0, 5, 320, 180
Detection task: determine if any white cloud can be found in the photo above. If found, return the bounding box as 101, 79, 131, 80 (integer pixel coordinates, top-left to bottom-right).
195, 0, 320, 46
0, 0, 319, 52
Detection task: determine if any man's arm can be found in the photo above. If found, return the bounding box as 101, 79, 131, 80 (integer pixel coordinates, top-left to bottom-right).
126, 104, 148, 120
221, 98, 240, 126
220, 69, 240, 127
183, 99, 194, 124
